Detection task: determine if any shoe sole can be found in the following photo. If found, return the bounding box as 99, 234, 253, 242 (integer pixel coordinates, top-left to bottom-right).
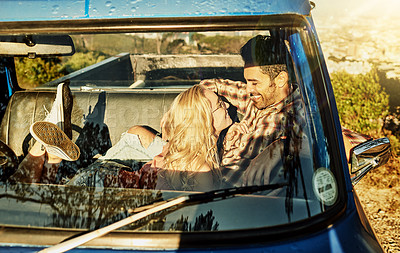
60, 81, 73, 139
30, 121, 80, 161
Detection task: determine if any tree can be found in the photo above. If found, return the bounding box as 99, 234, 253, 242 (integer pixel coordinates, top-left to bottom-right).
61, 52, 106, 73
14, 52, 106, 88
330, 69, 389, 136
198, 35, 250, 54
15, 57, 67, 88
166, 39, 186, 54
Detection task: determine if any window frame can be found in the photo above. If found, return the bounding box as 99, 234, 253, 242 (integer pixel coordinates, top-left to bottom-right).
0, 13, 349, 250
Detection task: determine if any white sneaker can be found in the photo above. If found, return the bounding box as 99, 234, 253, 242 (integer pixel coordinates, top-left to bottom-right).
30, 121, 80, 161
44, 82, 73, 139
45, 83, 64, 125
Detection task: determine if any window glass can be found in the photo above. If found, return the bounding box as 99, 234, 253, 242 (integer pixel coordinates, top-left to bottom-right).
0, 26, 341, 241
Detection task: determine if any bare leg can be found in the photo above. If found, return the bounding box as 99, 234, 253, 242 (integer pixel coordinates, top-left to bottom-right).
40, 152, 62, 183
127, 125, 158, 149
9, 134, 63, 184
40, 160, 61, 184
9, 141, 46, 183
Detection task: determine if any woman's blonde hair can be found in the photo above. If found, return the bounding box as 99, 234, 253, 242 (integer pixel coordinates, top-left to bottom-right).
162, 84, 219, 173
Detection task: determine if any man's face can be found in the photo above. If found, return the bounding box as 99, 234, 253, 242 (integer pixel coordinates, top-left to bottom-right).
244, 66, 278, 110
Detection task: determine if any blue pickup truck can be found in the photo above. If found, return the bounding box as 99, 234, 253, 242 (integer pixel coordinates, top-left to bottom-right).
0, 0, 391, 252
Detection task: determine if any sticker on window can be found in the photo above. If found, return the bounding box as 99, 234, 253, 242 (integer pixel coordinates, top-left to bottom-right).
312, 167, 338, 206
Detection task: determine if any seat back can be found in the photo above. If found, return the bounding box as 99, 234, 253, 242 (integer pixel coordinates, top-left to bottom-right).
0, 89, 179, 158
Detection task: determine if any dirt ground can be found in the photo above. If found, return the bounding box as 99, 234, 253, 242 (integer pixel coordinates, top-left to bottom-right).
355, 180, 400, 252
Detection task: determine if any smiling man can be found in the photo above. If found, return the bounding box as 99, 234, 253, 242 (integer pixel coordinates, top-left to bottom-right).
200, 34, 304, 187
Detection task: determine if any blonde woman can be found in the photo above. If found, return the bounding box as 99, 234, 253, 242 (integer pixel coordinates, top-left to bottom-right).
151, 84, 232, 191
67, 84, 232, 190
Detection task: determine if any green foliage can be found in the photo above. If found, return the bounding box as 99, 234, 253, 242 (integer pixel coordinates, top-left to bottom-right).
71, 34, 159, 55
198, 35, 250, 54
61, 52, 106, 73
71, 33, 252, 55
165, 39, 186, 54
15, 57, 67, 88
331, 69, 400, 188
191, 33, 206, 42
377, 70, 400, 113
331, 69, 389, 136
15, 52, 107, 89
388, 134, 400, 157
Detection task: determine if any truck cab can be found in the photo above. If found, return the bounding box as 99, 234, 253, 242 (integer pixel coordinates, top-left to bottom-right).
0, 1, 390, 252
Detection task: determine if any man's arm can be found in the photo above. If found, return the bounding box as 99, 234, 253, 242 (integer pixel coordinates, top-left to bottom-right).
200, 78, 249, 115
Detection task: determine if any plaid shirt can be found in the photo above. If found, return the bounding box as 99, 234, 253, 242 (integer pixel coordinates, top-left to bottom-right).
200, 78, 305, 186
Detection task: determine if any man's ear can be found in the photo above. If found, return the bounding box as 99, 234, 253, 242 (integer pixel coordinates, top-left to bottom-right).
275, 71, 288, 88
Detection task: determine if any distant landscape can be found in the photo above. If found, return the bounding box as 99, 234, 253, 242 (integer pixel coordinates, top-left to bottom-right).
313, 2, 400, 251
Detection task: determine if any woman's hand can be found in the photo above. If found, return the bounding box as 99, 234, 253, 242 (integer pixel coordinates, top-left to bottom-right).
224, 122, 249, 150
160, 111, 170, 141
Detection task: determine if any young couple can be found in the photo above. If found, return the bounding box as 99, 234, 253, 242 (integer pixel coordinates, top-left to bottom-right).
10, 82, 232, 191
10, 34, 369, 191
10, 34, 296, 190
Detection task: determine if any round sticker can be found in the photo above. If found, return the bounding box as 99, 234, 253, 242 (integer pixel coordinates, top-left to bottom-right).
312, 168, 338, 206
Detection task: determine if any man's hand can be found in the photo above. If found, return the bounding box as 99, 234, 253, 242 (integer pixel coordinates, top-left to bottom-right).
225, 122, 249, 150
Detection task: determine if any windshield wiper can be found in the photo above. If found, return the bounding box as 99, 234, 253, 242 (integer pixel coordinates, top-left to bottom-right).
39, 182, 288, 253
